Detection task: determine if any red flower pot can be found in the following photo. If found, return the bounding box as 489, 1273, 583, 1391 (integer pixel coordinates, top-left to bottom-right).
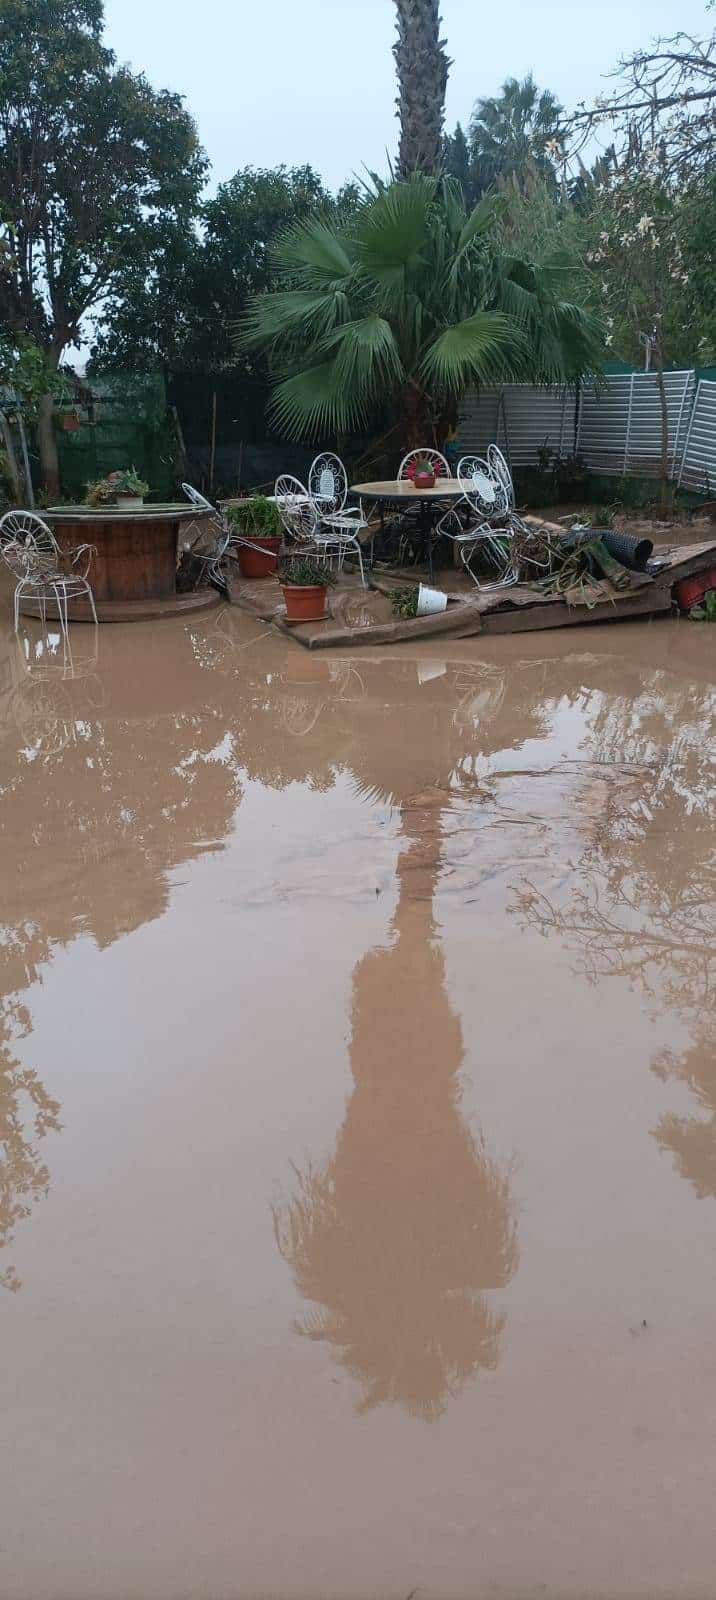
238, 536, 281, 579
61, 413, 81, 432
281, 583, 327, 622
675, 568, 716, 612
413, 468, 435, 489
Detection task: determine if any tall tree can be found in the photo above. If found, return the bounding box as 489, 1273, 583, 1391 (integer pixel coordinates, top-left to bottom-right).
393, 0, 450, 176
469, 74, 563, 196
0, 0, 205, 492
567, 27, 716, 177
92, 166, 329, 373
239, 176, 604, 448
444, 121, 471, 195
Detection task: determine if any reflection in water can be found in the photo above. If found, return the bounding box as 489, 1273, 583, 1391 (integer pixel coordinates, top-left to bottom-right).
509, 661, 716, 1200
0, 620, 244, 1284
0, 1000, 61, 1291
274, 794, 517, 1421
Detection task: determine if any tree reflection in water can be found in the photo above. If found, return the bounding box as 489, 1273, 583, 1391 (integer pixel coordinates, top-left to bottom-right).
274, 793, 517, 1421
508, 660, 716, 1201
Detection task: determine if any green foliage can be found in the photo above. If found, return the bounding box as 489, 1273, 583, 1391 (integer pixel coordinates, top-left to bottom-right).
239, 176, 603, 444
0, 0, 206, 363
226, 494, 282, 538
92, 165, 334, 372
689, 589, 716, 622
0, 333, 69, 416
279, 555, 336, 588
85, 466, 148, 504
390, 584, 420, 617
446, 76, 563, 205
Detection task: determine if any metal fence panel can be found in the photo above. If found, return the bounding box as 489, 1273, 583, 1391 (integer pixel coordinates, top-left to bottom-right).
459, 371, 702, 484
678, 380, 716, 494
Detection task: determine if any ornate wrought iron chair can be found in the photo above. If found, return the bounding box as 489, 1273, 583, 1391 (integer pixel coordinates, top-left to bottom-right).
180, 484, 232, 590
275, 472, 366, 585
0, 509, 98, 638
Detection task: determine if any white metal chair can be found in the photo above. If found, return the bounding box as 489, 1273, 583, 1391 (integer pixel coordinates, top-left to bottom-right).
180, 483, 232, 590
397, 448, 451, 480
306, 453, 368, 585
434, 506, 516, 590
486, 444, 515, 509
275, 472, 366, 585
0, 509, 98, 639
456, 455, 510, 517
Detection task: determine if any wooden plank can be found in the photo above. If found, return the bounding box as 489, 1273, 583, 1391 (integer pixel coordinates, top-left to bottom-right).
480, 583, 673, 634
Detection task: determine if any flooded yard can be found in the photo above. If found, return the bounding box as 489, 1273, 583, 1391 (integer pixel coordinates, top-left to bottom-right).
1, 592, 715, 1599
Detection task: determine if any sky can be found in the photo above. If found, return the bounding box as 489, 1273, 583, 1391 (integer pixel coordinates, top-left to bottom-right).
102, 0, 712, 194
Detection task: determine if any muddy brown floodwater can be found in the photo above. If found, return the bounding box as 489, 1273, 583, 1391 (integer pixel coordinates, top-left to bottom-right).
0, 585, 715, 1600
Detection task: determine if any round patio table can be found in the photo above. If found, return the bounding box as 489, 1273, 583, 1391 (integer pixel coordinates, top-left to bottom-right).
350, 478, 465, 578
32, 503, 221, 623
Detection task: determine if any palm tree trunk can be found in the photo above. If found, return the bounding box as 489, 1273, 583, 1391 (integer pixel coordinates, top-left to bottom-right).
400, 380, 432, 449
393, 0, 450, 176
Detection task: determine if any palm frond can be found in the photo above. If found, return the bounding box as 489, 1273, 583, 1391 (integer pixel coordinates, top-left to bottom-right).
269, 361, 370, 440
320, 315, 405, 396
238, 288, 352, 351
354, 176, 435, 278
420, 311, 525, 393
272, 216, 355, 287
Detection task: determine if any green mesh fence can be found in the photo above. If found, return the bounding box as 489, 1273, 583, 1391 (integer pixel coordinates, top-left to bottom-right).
56, 373, 175, 500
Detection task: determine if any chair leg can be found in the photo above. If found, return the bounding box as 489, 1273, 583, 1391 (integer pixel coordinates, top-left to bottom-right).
85, 581, 98, 627
351, 537, 366, 587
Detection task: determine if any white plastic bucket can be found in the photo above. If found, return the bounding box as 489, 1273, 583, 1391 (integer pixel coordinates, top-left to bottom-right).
417, 584, 448, 616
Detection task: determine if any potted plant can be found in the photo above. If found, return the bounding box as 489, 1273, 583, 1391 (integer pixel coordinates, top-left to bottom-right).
85, 468, 149, 509
412, 455, 436, 490
85, 475, 117, 507
112, 467, 149, 508
227, 494, 282, 578
279, 555, 335, 622
60, 407, 81, 432
390, 582, 447, 618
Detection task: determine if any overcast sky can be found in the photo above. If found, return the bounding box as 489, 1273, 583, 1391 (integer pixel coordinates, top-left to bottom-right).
103, 0, 710, 192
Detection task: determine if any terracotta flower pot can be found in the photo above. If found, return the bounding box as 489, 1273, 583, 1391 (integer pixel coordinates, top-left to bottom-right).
413, 468, 435, 490
61, 413, 81, 432
238, 536, 281, 579
281, 583, 327, 622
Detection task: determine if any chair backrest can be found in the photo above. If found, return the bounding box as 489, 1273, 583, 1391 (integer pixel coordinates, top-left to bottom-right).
457, 455, 505, 515
398, 448, 451, 481
308, 452, 348, 515
486, 445, 514, 509
181, 482, 214, 512
274, 475, 319, 543
0, 509, 61, 581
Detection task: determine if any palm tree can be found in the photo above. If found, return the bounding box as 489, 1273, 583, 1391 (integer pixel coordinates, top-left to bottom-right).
239, 176, 604, 447
393, 0, 450, 177
470, 74, 563, 196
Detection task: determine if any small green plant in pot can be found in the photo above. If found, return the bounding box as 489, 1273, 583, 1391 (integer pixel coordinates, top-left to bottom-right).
86, 467, 148, 508
391, 585, 420, 618
279, 555, 335, 622
226, 495, 282, 579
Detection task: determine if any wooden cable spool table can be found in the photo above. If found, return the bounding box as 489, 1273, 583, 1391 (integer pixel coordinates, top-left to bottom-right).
26, 503, 222, 624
